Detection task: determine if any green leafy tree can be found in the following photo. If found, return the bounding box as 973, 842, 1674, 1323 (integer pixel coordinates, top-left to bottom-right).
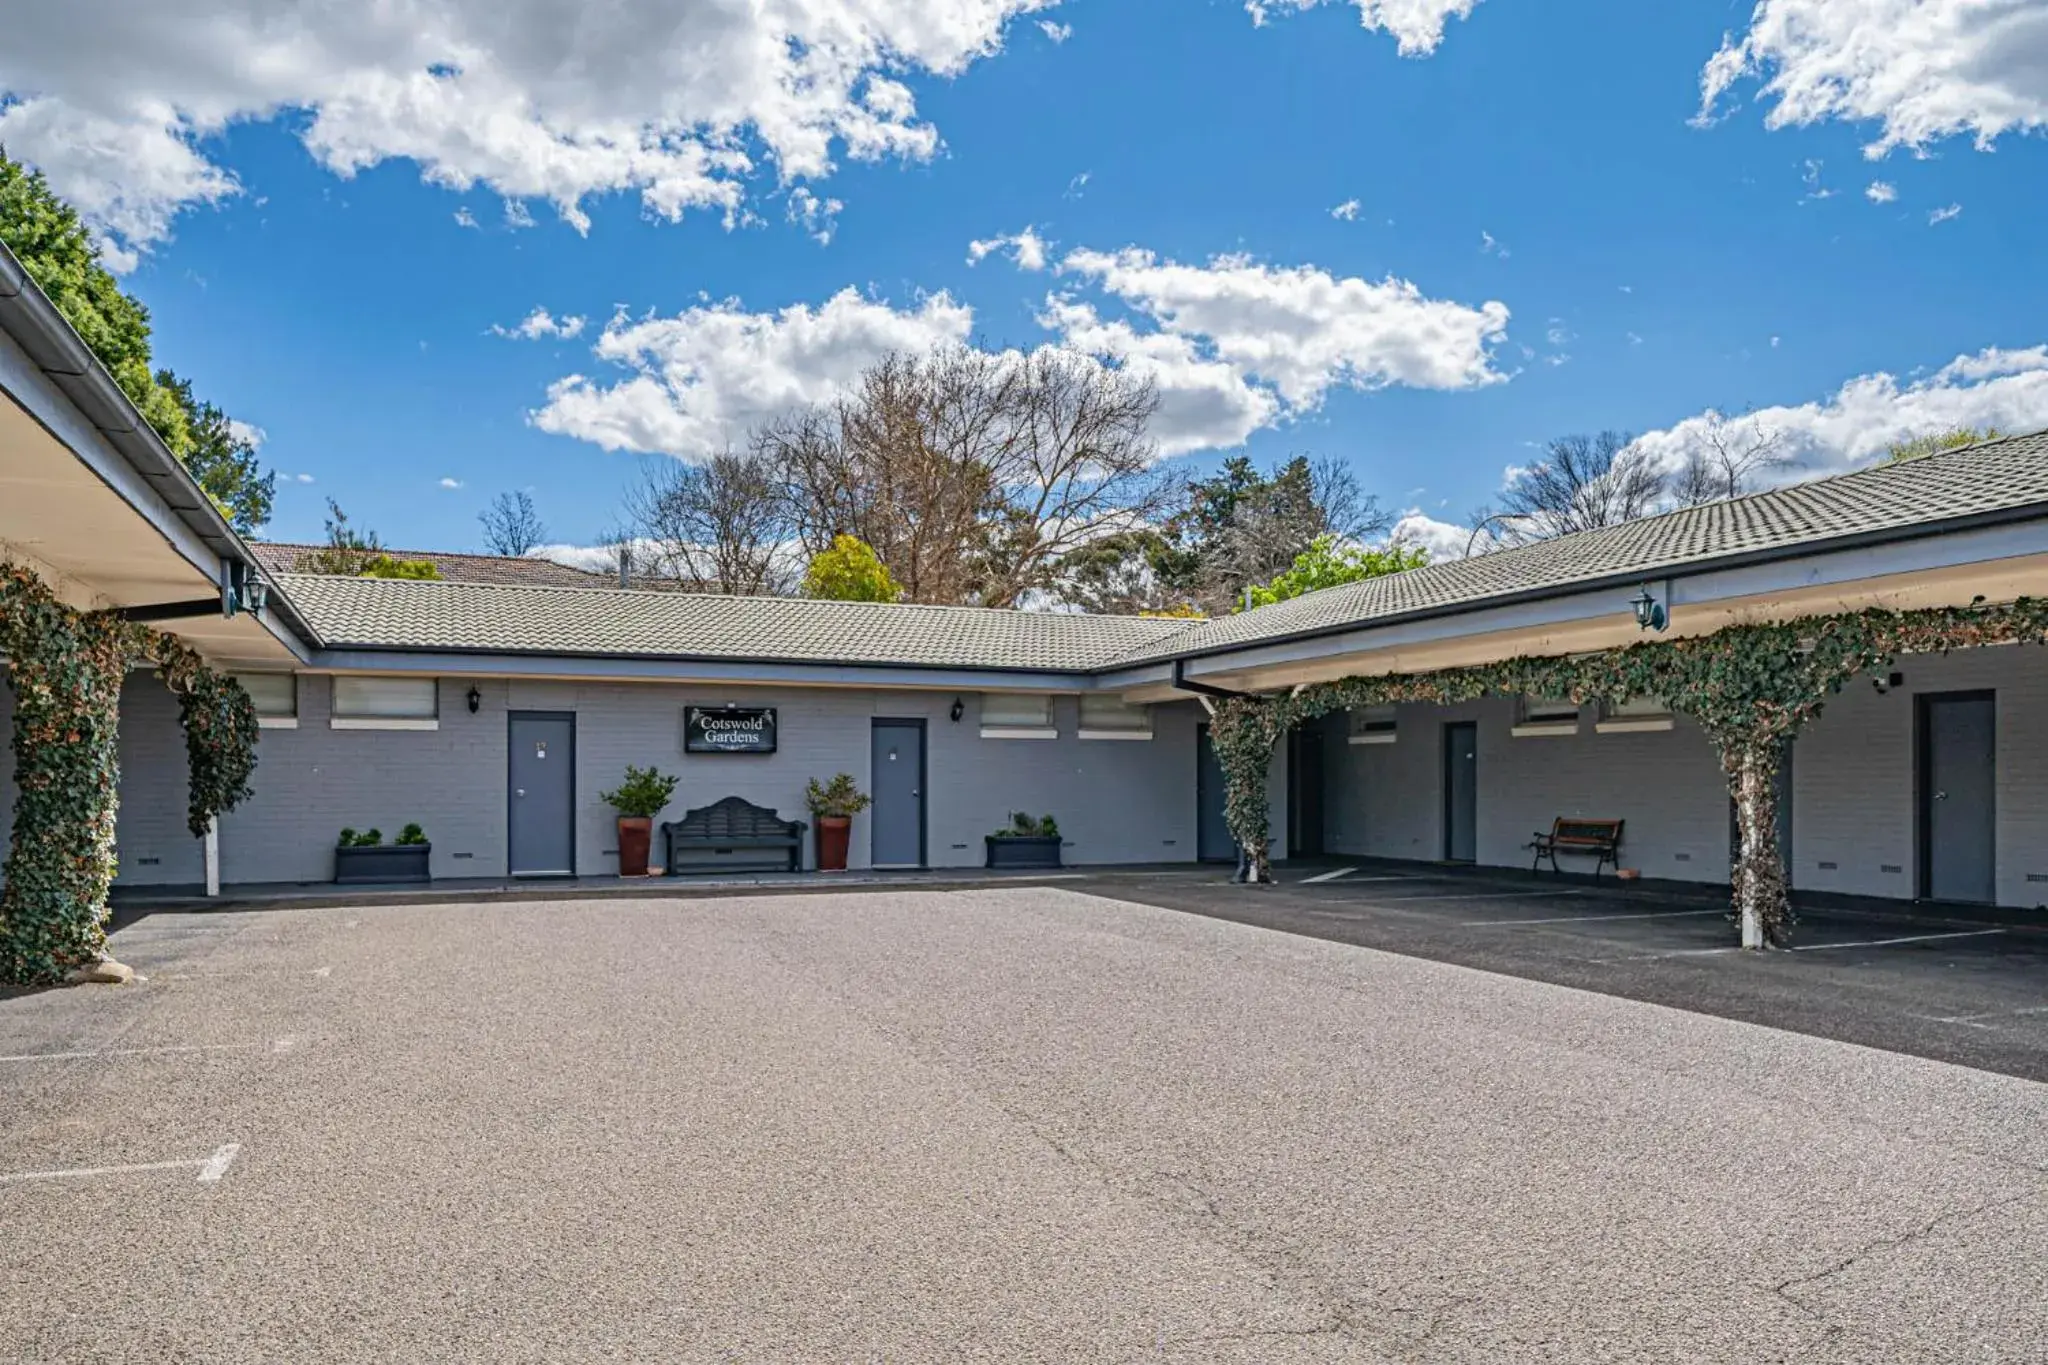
1883, 426, 2003, 465
1243, 534, 1429, 610
0, 151, 273, 526
359, 554, 442, 580
803, 534, 901, 603
155, 371, 275, 532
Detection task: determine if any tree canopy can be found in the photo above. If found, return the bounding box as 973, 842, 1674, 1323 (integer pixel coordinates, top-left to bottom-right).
803, 534, 901, 603
0, 151, 275, 531
1243, 534, 1429, 610
1883, 426, 2002, 464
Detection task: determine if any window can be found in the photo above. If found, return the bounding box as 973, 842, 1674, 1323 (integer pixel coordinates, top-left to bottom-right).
1078, 694, 1152, 740
979, 693, 1056, 740
1512, 695, 1579, 738
1347, 704, 1398, 745
235, 673, 298, 728
1596, 695, 1675, 734
331, 676, 439, 730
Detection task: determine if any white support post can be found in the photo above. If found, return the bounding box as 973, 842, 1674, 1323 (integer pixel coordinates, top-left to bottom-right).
204, 817, 220, 899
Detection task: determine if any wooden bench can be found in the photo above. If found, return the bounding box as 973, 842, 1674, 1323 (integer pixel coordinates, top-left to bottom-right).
662, 796, 807, 875
1528, 817, 1624, 877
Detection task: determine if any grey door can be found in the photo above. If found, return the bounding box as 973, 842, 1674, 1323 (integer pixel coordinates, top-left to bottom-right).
1444, 722, 1478, 863
1920, 693, 1995, 903
509, 712, 575, 876
1289, 720, 1325, 858
870, 719, 925, 868
1197, 723, 1236, 862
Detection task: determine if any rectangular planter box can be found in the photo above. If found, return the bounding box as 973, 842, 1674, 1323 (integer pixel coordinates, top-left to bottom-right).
984, 836, 1063, 870
335, 843, 431, 884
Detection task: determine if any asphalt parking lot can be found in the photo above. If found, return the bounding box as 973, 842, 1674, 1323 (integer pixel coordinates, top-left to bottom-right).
3, 886, 2045, 1363
1088, 862, 2048, 1083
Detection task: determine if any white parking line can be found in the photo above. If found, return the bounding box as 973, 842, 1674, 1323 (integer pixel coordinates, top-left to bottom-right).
1928, 1003, 2048, 1025
1365, 889, 1585, 904
0, 1143, 241, 1185
1470, 908, 1727, 927
1789, 929, 2006, 953
0, 1038, 296, 1064
1299, 867, 1357, 884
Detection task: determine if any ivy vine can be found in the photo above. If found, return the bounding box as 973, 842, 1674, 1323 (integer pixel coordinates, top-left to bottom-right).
1, 563, 260, 984
1209, 598, 2048, 948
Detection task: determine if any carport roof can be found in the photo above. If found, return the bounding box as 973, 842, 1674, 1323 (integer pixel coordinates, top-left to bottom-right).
281, 574, 1194, 672
1109, 429, 2048, 666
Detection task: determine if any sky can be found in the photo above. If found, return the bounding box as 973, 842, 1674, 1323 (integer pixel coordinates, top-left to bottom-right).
4, 0, 2047, 564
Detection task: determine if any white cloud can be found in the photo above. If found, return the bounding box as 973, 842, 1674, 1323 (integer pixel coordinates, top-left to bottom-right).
0, 0, 1062, 264
966, 226, 1049, 270
439, 477, 465, 489
227, 419, 267, 449
503, 199, 537, 230
453, 206, 480, 228
1479, 230, 1508, 257
533, 287, 976, 459
493, 307, 588, 340
1698, 0, 2048, 155
293, 472, 316, 484
1391, 508, 1484, 561
1630, 345, 2048, 482
1038, 20, 1072, 42
1799, 158, 1835, 201
787, 186, 844, 245
1865, 180, 1898, 204
1929, 202, 1963, 225
1064, 171, 1091, 198
1627, 331, 1644, 347
539, 238, 1508, 465
1331, 199, 1362, 221
1055, 245, 1512, 408
1244, 0, 1485, 55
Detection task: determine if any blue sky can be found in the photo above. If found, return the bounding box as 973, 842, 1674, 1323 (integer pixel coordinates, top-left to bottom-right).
6, 0, 2047, 559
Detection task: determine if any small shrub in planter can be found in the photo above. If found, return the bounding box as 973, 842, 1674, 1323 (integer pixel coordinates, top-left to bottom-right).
985, 811, 1063, 869
805, 773, 871, 872
601, 765, 680, 877
335, 823, 430, 883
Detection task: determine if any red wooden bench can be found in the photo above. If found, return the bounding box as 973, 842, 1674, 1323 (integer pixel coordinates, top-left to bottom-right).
1529, 818, 1624, 877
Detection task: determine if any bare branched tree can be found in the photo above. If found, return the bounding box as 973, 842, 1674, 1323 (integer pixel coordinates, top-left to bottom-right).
1670, 410, 1793, 506
478, 490, 547, 557
755, 345, 1168, 607
1471, 431, 1663, 549
623, 451, 790, 596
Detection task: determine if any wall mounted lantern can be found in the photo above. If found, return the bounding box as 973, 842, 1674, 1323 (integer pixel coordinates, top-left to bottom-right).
949, 696, 965, 723
466, 685, 482, 714
1630, 586, 1667, 633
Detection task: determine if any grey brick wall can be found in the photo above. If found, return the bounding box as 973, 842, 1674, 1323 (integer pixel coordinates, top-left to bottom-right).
74, 678, 1216, 884
1319, 648, 2048, 909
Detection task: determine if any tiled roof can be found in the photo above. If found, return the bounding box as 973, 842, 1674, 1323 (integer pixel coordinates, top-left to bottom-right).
251, 542, 612, 589
282, 575, 1195, 672
1109, 429, 2048, 666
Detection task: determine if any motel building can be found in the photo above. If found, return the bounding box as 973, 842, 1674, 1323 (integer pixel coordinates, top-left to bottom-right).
4, 241, 2048, 925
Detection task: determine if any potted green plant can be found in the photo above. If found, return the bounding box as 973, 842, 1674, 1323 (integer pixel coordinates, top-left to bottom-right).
600, 765, 679, 877
804, 774, 871, 872
334, 824, 431, 883
985, 812, 1063, 870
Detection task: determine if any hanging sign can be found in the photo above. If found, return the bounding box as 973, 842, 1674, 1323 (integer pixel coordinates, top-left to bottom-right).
684, 706, 778, 755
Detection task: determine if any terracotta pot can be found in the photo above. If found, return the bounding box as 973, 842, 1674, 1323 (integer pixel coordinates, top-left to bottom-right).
816, 815, 851, 872
617, 816, 653, 877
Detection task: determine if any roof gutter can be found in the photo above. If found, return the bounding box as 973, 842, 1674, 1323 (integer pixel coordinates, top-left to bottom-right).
1150, 497, 2048, 673
1169, 658, 1262, 704
0, 239, 321, 649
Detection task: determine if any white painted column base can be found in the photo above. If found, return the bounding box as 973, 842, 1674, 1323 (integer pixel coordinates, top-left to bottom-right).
204, 817, 220, 899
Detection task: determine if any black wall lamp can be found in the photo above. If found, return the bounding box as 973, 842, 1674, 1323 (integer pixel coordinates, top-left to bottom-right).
1630, 585, 1667, 633
949, 696, 965, 723
466, 685, 482, 714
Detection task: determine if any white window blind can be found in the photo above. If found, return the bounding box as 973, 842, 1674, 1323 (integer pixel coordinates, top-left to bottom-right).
332, 676, 439, 725
1597, 694, 1675, 733
1347, 704, 1397, 744
1522, 696, 1579, 722
980, 693, 1056, 738
235, 673, 297, 719
1078, 694, 1152, 739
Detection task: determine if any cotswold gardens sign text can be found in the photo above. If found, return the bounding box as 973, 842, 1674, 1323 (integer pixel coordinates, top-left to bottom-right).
684, 706, 778, 756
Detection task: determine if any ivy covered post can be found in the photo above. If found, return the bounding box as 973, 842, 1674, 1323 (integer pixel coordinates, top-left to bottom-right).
1210, 694, 1293, 883
1, 563, 260, 986
0, 566, 139, 981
